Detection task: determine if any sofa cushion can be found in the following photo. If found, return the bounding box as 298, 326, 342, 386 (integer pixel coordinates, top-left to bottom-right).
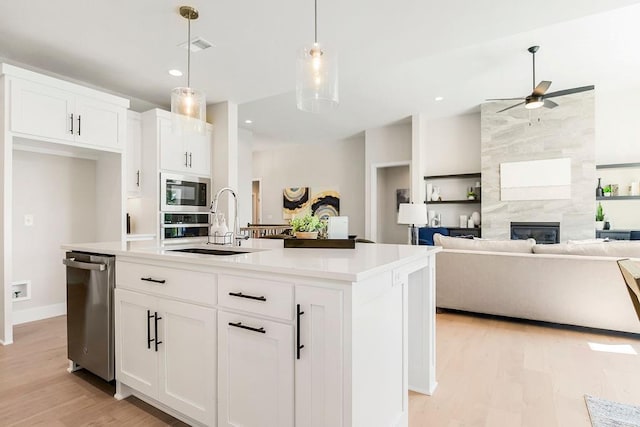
433, 234, 535, 253
533, 241, 640, 257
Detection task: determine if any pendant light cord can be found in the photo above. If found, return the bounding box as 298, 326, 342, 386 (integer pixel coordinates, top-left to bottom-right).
314, 0, 318, 44
187, 13, 191, 88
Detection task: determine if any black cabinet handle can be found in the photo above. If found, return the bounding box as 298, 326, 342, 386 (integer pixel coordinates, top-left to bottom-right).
77, 115, 81, 136
189, 152, 193, 167
141, 277, 166, 284
297, 304, 305, 359
228, 291, 266, 302
154, 312, 162, 352
136, 170, 140, 187
147, 310, 154, 349
229, 321, 265, 334
70, 113, 74, 134
184, 151, 188, 167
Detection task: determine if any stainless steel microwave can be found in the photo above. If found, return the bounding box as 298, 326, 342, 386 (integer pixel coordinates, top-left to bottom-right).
160, 173, 211, 212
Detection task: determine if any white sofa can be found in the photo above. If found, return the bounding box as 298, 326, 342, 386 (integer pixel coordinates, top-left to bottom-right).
434, 235, 640, 334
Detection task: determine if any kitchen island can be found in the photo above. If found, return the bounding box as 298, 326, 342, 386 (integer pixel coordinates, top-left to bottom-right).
62, 239, 440, 427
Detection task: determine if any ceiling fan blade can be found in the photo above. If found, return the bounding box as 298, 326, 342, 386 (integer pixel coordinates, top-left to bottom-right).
545, 85, 595, 99
486, 97, 526, 101
496, 102, 525, 113
533, 80, 552, 96
543, 99, 558, 109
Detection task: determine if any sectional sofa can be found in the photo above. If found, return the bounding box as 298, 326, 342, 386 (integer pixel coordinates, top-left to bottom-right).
434, 234, 640, 334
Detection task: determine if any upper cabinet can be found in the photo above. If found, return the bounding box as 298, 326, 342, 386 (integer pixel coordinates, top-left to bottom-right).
2, 63, 129, 152
126, 111, 142, 197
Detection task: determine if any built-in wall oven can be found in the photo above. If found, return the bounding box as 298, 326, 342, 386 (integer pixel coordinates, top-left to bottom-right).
161, 212, 210, 242
160, 172, 210, 212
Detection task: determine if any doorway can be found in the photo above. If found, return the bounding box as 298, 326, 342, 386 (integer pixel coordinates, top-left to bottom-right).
251, 179, 262, 224
371, 162, 411, 244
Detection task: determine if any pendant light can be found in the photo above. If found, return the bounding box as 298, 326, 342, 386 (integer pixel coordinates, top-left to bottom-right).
171, 5, 206, 133
296, 0, 338, 113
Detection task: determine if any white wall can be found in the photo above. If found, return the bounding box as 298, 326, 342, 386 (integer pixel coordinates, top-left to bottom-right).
238, 128, 253, 229
423, 113, 480, 176
365, 123, 412, 240
377, 166, 410, 244
12, 150, 97, 322
595, 82, 640, 164
252, 136, 366, 237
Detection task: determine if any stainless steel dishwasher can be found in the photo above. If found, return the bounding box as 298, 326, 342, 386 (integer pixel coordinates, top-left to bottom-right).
63, 251, 116, 381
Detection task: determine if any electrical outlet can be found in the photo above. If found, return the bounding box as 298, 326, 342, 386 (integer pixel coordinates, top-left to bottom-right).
24, 214, 34, 226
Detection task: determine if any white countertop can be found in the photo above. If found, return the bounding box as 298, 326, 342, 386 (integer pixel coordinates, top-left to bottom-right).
61, 239, 440, 282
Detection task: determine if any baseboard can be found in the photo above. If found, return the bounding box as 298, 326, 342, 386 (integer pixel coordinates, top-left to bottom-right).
0, 338, 13, 346
12, 303, 66, 325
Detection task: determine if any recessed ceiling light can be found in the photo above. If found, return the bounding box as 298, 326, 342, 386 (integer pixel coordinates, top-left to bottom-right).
168, 69, 183, 77
435, 96, 444, 101
244, 119, 253, 124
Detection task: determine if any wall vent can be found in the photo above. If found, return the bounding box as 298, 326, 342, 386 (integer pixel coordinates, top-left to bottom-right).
178, 37, 213, 52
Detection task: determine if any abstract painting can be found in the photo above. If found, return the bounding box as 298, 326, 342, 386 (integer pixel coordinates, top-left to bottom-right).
396, 188, 409, 211
311, 189, 340, 219
283, 187, 310, 219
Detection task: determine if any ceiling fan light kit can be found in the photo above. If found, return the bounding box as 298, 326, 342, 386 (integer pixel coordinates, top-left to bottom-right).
171, 5, 206, 133
296, 0, 339, 113
489, 45, 594, 114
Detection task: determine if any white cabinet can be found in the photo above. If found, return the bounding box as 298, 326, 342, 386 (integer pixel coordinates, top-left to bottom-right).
126, 111, 142, 197
159, 116, 211, 176
295, 285, 344, 427
115, 288, 216, 426
4, 65, 128, 151
218, 310, 294, 427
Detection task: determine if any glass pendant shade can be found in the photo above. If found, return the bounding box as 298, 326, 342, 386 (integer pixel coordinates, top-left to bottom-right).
171, 86, 206, 134
296, 42, 338, 113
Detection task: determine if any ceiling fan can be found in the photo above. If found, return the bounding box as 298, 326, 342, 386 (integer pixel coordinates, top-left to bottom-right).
487, 46, 594, 113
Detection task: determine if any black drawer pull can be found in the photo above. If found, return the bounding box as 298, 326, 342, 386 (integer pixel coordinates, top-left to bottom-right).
229, 321, 265, 334
154, 312, 163, 352
147, 310, 154, 349
228, 292, 266, 302
297, 304, 305, 359
141, 277, 166, 284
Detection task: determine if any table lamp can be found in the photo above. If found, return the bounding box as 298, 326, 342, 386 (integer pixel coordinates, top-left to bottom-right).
398, 203, 428, 245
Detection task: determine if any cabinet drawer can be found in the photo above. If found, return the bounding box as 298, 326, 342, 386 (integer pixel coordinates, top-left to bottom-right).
218, 274, 293, 320
116, 260, 216, 306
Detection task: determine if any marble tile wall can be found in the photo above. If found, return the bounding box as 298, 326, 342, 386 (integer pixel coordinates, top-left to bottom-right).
480, 91, 595, 241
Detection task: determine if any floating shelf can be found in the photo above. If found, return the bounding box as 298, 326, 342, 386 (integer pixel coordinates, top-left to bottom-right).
424, 172, 481, 180
424, 199, 481, 204
596, 196, 640, 200
596, 163, 640, 169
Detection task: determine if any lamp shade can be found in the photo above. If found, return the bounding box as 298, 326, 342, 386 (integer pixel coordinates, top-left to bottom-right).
398, 203, 428, 225
296, 43, 338, 113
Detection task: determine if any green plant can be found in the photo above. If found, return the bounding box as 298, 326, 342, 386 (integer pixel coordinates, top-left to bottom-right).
596, 202, 605, 221
290, 214, 326, 233
603, 185, 611, 194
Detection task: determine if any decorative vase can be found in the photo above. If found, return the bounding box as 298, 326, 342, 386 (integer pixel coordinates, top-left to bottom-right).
596, 178, 603, 197
295, 231, 318, 239
471, 211, 480, 226
595, 221, 604, 231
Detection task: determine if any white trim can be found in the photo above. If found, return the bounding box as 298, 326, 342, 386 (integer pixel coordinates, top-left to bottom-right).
370, 161, 411, 243
251, 178, 263, 224
12, 302, 66, 325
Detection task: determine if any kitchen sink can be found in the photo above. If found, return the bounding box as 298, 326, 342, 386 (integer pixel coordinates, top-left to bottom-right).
170, 248, 250, 256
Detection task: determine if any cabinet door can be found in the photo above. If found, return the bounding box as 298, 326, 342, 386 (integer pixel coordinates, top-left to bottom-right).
114, 289, 158, 398
74, 95, 126, 149
9, 78, 75, 142
295, 285, 344, 427
158, 118, 189, 173
126, 112, 142, 197
157, 298, 216, 426
186, 129, 211, 177
218, 311, 294, 427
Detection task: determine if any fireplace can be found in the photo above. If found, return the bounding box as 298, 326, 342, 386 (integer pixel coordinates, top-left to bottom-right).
510, 222, 560, 244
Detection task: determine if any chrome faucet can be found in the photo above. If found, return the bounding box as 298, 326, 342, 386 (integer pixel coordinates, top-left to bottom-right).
210, 187, 248, 246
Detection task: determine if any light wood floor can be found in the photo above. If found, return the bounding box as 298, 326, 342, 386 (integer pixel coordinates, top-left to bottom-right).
1, 313, 639, 426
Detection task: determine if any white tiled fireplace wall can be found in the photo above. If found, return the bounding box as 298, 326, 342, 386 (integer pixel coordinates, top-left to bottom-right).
480, 91, 595, 241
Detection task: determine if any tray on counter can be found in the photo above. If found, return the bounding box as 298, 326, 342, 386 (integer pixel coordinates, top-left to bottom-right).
284, 238, 356, 249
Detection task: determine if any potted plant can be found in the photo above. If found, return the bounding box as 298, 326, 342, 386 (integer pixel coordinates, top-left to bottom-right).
290, 213, 326, 239
595, 202, 605, 230
603, 185, 612, 197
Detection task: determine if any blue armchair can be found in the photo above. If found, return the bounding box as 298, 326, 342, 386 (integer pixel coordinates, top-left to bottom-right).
418, 227, 449, 245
